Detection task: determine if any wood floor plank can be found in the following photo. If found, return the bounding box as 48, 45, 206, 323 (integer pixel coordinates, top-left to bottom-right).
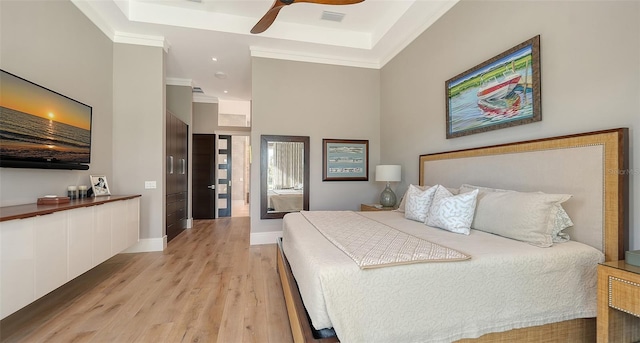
263, 246, 295, 343
0, 217, 294, 343
243, 246, 270, 343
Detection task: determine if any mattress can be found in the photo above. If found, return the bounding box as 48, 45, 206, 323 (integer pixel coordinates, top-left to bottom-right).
282, 210, 604, 343
268, 189, 303, 211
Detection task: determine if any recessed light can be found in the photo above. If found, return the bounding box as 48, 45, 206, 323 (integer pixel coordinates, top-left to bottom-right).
211, 57, 218, 62
215, 71, 227, 79
224, 90, 228, 94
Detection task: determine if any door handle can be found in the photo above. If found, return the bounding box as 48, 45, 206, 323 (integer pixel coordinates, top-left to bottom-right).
208, 185, 215, 189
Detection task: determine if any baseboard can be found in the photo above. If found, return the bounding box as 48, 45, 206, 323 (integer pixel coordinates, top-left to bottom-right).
250, 231, 282, 245
123, 236, 167, 252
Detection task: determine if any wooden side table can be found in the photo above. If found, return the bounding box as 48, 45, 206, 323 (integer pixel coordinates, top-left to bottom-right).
360, 204, 395, 212
597, 260, 640, 342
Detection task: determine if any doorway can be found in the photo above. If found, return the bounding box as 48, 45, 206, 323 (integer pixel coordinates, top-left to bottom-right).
217, 135, 232, 217
192, 134, 216, 219
192, 133, 250, 219
230, 135, 250, 217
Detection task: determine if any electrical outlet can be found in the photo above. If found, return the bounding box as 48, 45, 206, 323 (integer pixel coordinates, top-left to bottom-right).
144, 181, 157, 189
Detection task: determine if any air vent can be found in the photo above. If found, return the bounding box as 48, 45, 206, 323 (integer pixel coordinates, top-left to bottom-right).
192, 87, 204, 93
321, 11, 345, 23
186, 0, 202, 3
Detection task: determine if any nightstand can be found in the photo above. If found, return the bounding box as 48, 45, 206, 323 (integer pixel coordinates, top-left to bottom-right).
360, 204, 396, 211
597, 260, 640, 342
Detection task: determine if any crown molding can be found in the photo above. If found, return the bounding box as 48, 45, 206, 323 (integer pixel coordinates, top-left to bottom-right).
71, 0, 169, 52
113, 32, 169, 52
166, 78, 193, 87
379, 0, 459, 67
70, 0, 115, 40
249, 47, 380, 70
193, 94, 219, 103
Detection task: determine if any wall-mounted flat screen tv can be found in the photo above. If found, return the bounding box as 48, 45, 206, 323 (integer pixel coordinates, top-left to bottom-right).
0, 69, 92, 170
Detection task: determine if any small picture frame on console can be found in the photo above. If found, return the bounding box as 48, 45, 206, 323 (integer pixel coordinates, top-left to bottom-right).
90, 175, 111, 197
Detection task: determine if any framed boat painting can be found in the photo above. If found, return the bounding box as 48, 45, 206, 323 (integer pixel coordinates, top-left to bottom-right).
445, 35, 541, 139
322, 139, 369, 181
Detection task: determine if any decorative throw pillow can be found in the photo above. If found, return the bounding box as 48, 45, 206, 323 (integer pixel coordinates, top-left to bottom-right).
396, 184, 429, 213
424, 186, 478, 235
404, 185, 437, 222
459, 184, 573, 244
552, 208, 573, 243
398, 185, 459, 213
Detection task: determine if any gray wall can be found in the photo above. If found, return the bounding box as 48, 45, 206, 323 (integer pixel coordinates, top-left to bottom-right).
0, 0, 113, 206
113, 44, 165, 240
166, 85, 192, 124
381, 0, 640, 249
192, 102, 250, 134
1, 1, 169, 246
192, 102, 219, 134
4, 0, 637, 250
251, 57, 381, 234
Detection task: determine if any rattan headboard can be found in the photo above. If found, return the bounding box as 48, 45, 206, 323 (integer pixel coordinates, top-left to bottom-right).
419, 128, 628, 261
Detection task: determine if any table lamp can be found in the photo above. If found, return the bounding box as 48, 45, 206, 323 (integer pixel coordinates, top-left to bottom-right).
375, 165, 401, 207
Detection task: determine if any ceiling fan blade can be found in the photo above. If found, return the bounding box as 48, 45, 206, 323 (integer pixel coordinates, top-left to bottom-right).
251, 1, 288, 34
294, 0, 364, 4
251, 0, 364, 34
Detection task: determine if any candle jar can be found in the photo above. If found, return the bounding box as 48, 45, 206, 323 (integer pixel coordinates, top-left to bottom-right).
78, 185, 88, 199
67, 186, 77, 199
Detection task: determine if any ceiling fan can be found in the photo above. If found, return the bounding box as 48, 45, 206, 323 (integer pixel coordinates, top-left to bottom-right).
251, 0, 364, 34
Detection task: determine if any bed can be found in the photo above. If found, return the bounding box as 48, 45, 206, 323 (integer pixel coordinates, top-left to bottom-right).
269, 189, 304, 212
277, 128, 630, 343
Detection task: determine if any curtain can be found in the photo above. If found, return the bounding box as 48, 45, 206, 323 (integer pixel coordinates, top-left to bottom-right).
269, 142, 304, 189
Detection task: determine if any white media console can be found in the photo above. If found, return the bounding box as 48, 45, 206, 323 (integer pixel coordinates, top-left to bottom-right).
0, 195, 141, 319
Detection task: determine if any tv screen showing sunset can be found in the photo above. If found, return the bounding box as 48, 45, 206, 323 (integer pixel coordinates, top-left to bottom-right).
0, 70, 92, 163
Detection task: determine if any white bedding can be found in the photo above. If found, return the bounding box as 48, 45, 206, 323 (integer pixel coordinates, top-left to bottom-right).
282, 210, 604, 343
268, 189, 303, 211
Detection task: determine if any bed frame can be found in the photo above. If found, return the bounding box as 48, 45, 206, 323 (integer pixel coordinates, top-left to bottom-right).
277, 128, 629, 343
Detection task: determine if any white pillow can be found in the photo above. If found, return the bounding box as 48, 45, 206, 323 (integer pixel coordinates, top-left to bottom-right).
469, 189, 571, 247
459, 184, 573, 244
424, 186, 478, 235
396, 184, 429, 213
397, 184, 458, 213
404, 185, 437, 222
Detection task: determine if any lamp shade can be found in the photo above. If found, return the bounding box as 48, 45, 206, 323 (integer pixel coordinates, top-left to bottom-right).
375, 165, 401, 182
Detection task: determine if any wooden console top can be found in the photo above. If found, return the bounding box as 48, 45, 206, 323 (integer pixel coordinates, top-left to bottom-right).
0, 195, 141, 222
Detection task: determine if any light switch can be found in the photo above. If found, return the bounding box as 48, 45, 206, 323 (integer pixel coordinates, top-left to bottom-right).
145, 181, 157, 189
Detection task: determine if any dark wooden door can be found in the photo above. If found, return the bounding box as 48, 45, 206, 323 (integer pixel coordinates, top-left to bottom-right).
166, 113, 178, 241
192, 134, 216, 219
166, 112, 188, 242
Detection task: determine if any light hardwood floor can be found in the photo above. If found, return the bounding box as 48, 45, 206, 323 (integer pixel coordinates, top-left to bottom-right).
0, 217, 294, 343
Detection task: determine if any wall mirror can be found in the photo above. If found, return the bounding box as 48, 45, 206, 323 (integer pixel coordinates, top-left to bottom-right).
260, 135, 310, 219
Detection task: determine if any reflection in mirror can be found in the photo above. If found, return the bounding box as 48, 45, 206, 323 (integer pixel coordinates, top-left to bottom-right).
261, 135, 310, 219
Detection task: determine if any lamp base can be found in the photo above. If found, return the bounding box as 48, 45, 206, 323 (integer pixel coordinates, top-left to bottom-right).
379, 184, 397, 207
